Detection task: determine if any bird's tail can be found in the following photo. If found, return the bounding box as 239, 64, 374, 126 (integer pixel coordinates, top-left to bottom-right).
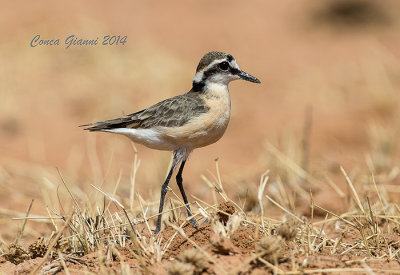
80, 115, 140, 131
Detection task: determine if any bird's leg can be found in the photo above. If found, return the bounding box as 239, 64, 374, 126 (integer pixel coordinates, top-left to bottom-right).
155, 151, 183, 234
176, 160, 198, 227
155, 166, 174, 234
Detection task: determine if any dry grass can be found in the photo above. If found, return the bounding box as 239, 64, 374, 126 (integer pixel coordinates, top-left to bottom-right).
1, 129, 400, 274
1, 1, 400, 274
1, 54, 400, 272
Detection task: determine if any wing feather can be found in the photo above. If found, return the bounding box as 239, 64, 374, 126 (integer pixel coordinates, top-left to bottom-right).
80, 93, 209, 131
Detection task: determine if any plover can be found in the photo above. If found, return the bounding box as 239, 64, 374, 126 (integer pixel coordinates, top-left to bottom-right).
81, 51, 260, 233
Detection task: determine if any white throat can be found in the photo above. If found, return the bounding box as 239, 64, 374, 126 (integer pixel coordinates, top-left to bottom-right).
204, 81, 230, 97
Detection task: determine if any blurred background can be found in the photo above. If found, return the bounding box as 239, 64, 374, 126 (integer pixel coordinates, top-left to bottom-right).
1, 0, 400, 241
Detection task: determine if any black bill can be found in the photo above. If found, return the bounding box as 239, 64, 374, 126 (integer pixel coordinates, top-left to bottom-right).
238, 70, 261, 83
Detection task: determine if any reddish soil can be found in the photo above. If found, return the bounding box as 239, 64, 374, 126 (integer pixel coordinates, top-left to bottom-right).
1, 0, 400, 274
2, 214, 400, 274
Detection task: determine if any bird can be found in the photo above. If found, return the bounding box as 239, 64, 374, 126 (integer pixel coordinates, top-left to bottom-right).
81, 51, 260, 233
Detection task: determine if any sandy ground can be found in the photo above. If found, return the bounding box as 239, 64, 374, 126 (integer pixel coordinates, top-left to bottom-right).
1, 0, 400, 274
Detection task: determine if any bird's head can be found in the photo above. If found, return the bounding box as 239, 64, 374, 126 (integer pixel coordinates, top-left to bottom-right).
192, 51, 260, 92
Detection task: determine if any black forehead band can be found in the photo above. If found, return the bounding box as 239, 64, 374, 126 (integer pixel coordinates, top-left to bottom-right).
226, 55, 234, 62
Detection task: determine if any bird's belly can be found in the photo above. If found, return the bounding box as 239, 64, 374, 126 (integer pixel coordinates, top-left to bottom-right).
106, 109, 230, 151
103, 128, 176, 151
159, 101, 231, 150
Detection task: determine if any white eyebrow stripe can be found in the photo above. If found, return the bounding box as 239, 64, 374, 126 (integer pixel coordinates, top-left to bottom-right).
204, 59, 227, 70
230, 59, 240, 70
193, 57, 240, 83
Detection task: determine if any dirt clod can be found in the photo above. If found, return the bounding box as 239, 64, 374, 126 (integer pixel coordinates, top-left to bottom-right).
257, 236, 282, 264
178, 248, 208, 273
52, 235, 71, 255
28, 237, 48, 258
277, 217, 298, 241
217, 201, 236, 224
4, 244, 31, 265
168, 262, 193, 275
162, 224, 213, 258
210, 234, 238, 255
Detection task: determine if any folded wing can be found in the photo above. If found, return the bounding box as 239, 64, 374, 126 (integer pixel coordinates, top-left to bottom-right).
80, 93, 209, 131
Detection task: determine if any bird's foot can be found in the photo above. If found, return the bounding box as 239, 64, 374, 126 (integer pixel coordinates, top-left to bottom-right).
189, 217, 198, 227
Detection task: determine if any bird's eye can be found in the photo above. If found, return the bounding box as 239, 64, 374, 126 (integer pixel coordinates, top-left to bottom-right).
219, 61, 229, 71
